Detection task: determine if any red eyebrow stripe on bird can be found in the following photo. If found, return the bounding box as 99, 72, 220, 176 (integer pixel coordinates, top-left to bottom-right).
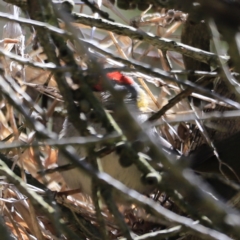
107, 71, 134, 85
93, 72, 134, 91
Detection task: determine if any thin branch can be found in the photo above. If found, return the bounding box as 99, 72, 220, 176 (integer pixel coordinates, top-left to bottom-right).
148, 73, 213, 121
209, 20, 240, 100
148, 109, 240, 127
81, 0, 113, 21
72, 13, 228, 67
133, 225, 182, 240
0, 47, 56, 69
0, 11, 66, 35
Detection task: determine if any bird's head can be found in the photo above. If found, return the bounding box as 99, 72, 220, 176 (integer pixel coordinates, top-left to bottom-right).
93, 71, 150, 112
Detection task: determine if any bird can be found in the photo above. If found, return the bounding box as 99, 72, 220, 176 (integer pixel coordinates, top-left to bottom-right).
57, 71, 240, 201
57, 71, 172, 197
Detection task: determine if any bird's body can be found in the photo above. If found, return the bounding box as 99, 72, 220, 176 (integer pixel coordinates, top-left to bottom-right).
57, 71, 240, 200
58, 117, 153, 196
57, 72, 159, 196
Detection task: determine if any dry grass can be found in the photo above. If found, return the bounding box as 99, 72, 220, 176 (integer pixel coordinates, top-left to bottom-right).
0, 1, 239, 239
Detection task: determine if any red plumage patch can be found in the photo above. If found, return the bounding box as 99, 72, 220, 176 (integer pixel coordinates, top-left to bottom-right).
93, 72, 133, 91
107, 71, 134, 85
